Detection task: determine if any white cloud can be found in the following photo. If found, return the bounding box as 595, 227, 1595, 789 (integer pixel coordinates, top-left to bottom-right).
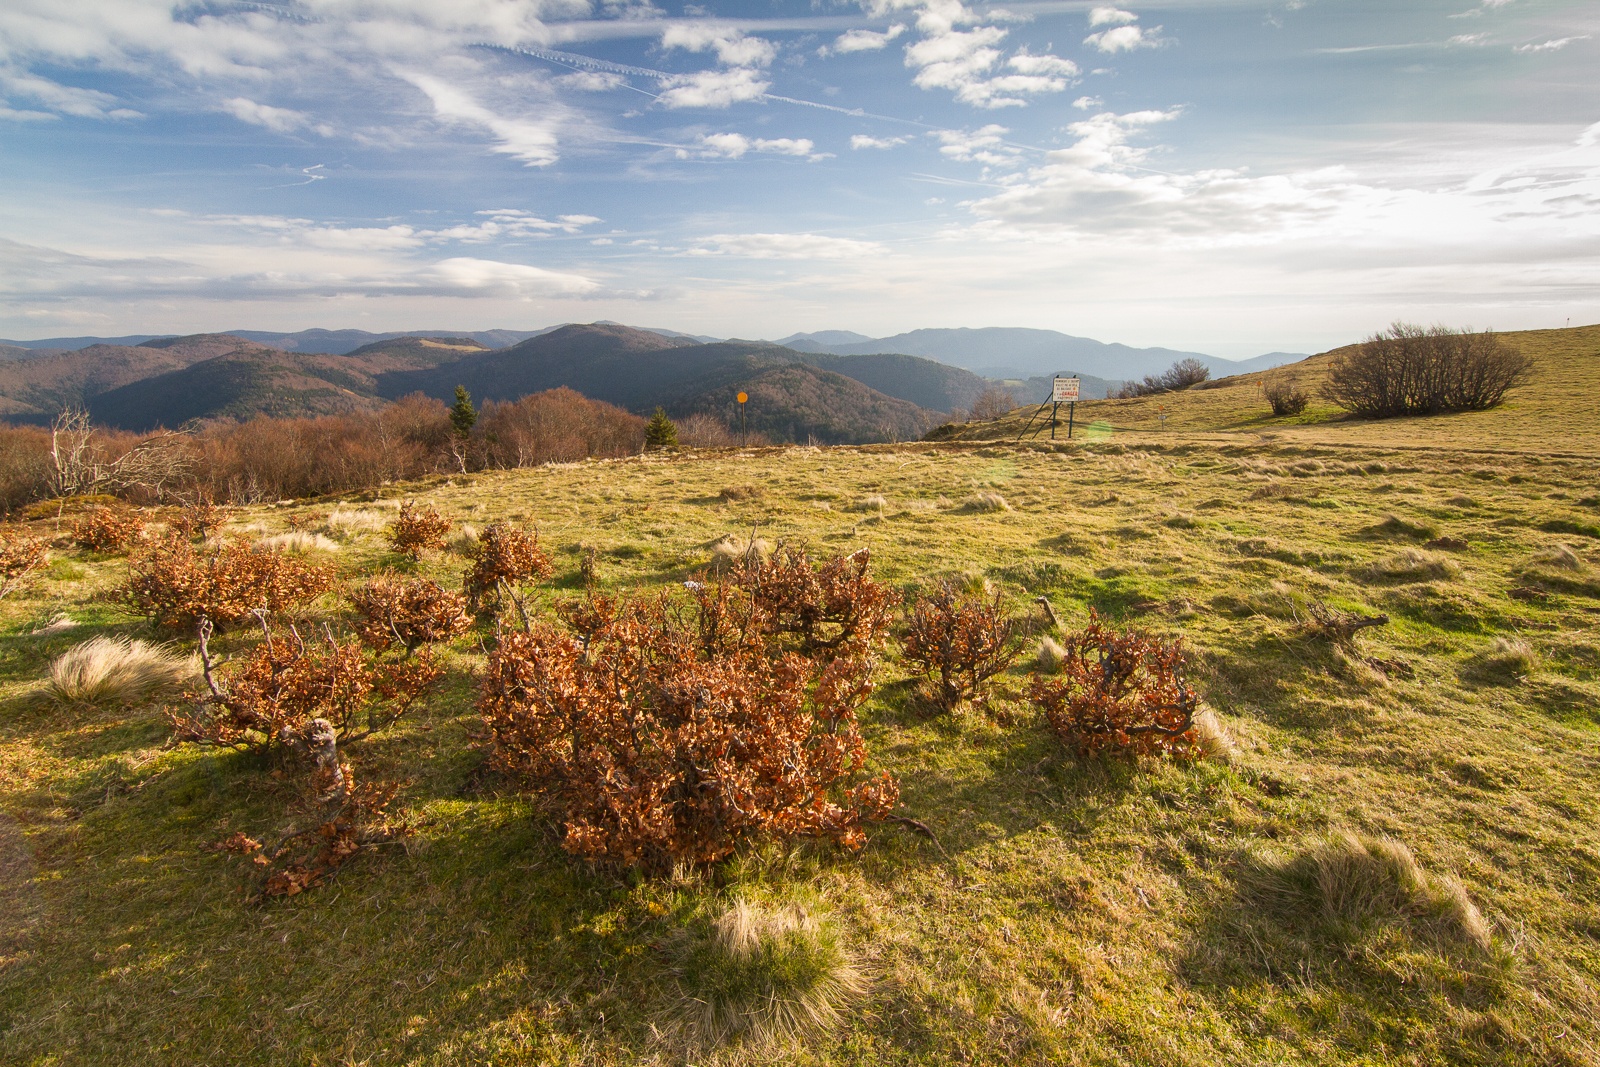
400, 72, 560, 166
687, 233, 887, 259
660, 25, 776, 67
1089, 7, 1139, 27
1084, 25, 1160, 53
0, 69, 139, 119
1073, 95, 1103, 110
935, 123, 1021, 166
657, 68, 769, 109
852, 134, 909, 149
556, 71, 626, 91
419, 258, 600, 298
220, 97, 309, 133
894, 0, 1078, 108
681, 133, 827, 161
1514, 36, 1589, 53
1447, 33, 1489, 46
824, 26, 906, 55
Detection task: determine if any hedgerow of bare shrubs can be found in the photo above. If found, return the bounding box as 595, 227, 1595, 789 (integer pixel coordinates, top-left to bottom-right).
900, 581, 1022, 712
731, 544, 899, 658
70, 506, 145, 551
463, 521, 552, 613
0, 528, 46, 599
387, 500, 451, 559
1029, 610, 1201, 759
351, 573, 471, 652
480, 581, 898, 870
122, 534, 333, 630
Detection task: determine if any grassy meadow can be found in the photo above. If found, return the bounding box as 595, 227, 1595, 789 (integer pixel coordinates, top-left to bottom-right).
2, 324, 1599, 1065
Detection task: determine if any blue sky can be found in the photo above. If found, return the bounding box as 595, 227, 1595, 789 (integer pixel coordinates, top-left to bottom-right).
0, 0, 1596, 355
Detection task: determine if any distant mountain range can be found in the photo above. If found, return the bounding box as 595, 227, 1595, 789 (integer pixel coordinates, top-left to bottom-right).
0, 321, 1311, 442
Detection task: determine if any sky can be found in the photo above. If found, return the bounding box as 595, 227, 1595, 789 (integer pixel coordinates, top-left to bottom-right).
0, 0, 1596, 356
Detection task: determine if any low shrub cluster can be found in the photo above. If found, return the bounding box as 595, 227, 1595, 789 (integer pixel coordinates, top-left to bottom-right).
731, 544, 899, 657
387, 501, 451, 559
0, 528, 46, 599
1324, 323, 1532, 418
481, 572, 899, 870
901, 581, 1022, 711
1115, 358, 1210, 399
1029, 610, 1201, 758
351, 573, 471, 652
123, 535, 333, 630
1264, 376, 1309, 417
463, 521, 552, 613
70, 506, 145, 551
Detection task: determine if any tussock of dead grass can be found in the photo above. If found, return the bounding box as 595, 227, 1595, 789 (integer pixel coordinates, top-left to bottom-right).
658, 899, 866, 1059
1364, 548, 1459, 583
961, 491, 1010, 513
851, 494, 888, 512
42, 635, 195, 710
256, 532, 340, 554
1478, 636, 1539, 679
447, 523, 481, 555
1247, 830, 1492, 954
1531, 544, 1584, 571
708, 535, 773, 572
1191, 706, 1236, 763
1035, 636, 1066, 673
320, 507, 389, 538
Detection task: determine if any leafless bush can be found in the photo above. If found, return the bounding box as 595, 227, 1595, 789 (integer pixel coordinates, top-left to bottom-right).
900, 581, 1022, 711
968, 386, 1015, 421
1324, 323, 1533, 418
477, 387, 645, 468
1264, 376, 1309, 417
677, 412, 739, 448
48, 409, 193, 501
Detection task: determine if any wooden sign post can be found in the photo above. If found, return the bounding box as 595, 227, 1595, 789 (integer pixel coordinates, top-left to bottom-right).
736, 391, 748, 446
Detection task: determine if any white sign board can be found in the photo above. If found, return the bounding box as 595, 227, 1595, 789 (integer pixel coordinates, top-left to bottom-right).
1052, 376, 1081, 403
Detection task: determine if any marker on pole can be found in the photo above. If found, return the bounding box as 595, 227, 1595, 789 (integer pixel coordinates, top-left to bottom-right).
737, 391, 748, 446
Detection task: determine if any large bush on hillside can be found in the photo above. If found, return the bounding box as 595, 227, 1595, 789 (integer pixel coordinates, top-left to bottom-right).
477, 387, 646, 467
480, 582, 898, 870
123, 534, 333, 629
1115, 358, 1211, 399
1324, 323, 1533, 418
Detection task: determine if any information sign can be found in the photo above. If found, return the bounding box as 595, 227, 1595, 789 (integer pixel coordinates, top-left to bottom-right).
1052, 376, 1081, 403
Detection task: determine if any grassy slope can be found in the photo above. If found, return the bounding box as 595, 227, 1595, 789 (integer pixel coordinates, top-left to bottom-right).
948, 324, 1600, 456
2, 391, 1599, 1063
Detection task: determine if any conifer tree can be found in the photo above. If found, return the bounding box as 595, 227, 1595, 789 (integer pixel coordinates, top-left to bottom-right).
644, 407, 678, 451
450, 385, 477, 439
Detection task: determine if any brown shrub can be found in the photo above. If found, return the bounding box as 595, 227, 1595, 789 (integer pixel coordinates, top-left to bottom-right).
730, 544, 899, 658
0, 528, 47, 599
899, 581, 1022, 711
123, 534, 333, 630
169, 498, 227, 540
463, 521, 553, 612
480, 587, 898, 870
172, 619, 439, 753
351, 573, 471, 652
477, 387, 646, 468
1029, 610, 1201, 759
70, 506, 146, 551
387, 501, 451, 559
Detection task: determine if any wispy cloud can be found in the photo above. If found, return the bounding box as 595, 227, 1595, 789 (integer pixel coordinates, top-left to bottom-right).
1514, 36, 1589, 53
687, 233, 887, 258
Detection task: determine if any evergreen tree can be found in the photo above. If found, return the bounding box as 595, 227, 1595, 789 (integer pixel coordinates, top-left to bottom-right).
644, 407, 678, 451
450, 385, 477, 439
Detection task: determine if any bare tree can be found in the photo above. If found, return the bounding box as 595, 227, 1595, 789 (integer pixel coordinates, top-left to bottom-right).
49, 409, 192, 500
968, 386, 1016, 421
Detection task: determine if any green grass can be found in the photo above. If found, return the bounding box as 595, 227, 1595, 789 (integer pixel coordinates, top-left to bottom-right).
3, 423, 1600, 1064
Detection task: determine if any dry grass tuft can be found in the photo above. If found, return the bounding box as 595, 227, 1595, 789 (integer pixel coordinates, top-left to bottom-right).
709, 535, 773, 571
1191, 706, 1236, 763
961, 491, 1010, 513
320, 507, 389, 539
1478, 636, 1539, 679
719, 485, 766, 502
42, 636, 195, 710
659, 899, 866, 1058
447, 523, 481, 556
1363, 548, 1459, 583
1035, 635, 1066, 673
31, 615, 77, 635
851, 494, 888, 512
1249, 831, 1492, 953
1532, 544, 1584, 571
256, 532, 341, 554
